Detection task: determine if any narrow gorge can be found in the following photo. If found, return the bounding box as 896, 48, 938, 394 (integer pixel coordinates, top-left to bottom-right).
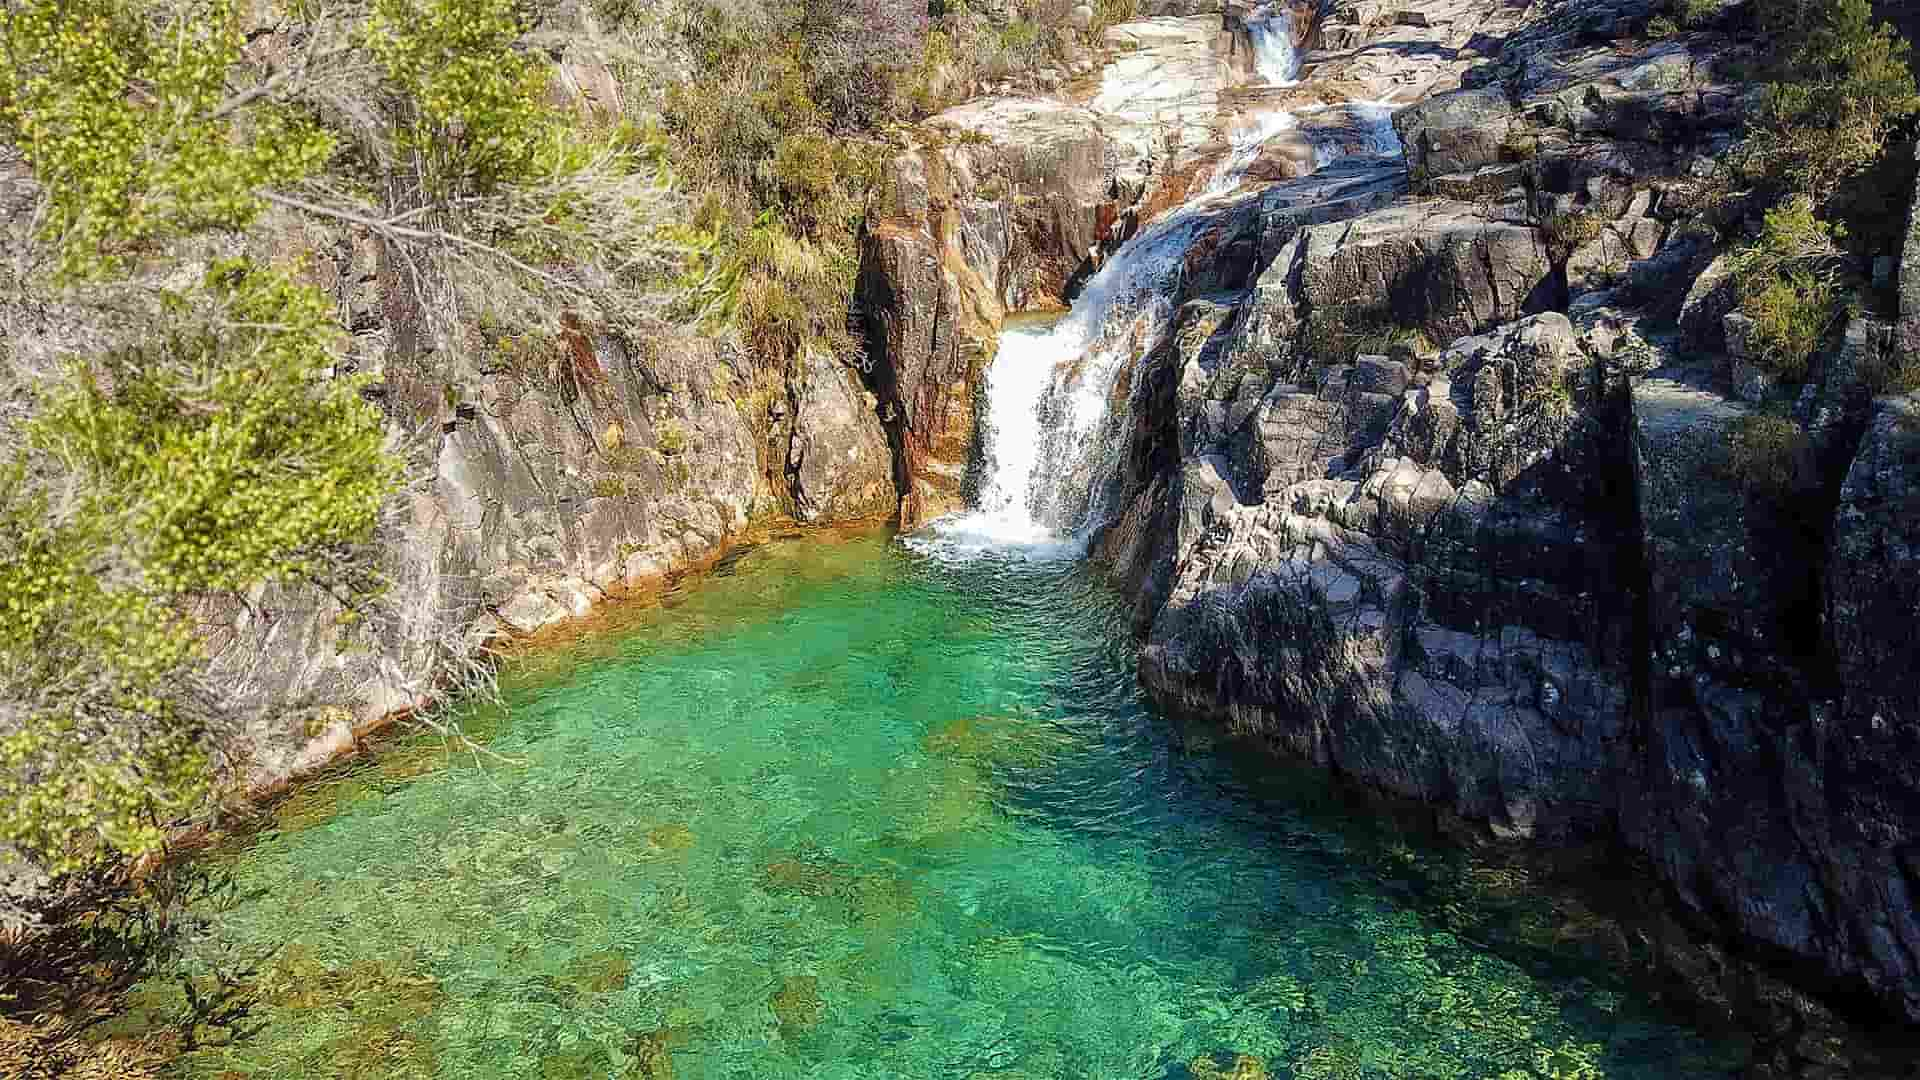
854, 0, 1920, 1070
8, 0, 1920, 1075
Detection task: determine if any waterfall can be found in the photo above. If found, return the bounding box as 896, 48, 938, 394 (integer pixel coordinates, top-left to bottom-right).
908, 210, 1210, 561
1303, 101, 1405, 168
1203, 110, 1300, 198
910, 5, 1404, 562
1247, 4, 1302, 86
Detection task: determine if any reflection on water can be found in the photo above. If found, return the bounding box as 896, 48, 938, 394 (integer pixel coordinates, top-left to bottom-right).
140, 528, 1747, 1078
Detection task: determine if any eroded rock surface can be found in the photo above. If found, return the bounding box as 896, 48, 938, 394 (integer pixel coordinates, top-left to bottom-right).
1049, 0, 1920, 1048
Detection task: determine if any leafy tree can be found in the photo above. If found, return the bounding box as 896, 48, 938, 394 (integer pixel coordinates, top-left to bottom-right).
1737, 0, 1920, 204
0, 0, 679, 895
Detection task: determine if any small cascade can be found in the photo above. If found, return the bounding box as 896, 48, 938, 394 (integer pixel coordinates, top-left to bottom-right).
1246, 4, 1303, 86
1302, 101, 1405, 168
912, 5, 1408, 561
1203, 110, 1300, 198
910, 208, 1216, 561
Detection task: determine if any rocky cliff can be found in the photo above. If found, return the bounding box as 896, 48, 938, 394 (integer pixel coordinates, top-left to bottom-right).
2, 182, 897, 803
856, 0, 1920, 1062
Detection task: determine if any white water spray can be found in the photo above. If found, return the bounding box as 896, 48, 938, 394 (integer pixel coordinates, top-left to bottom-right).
911, 5, 1385, 561
908, 208, 1211, 561
1204, 110, 1300, 197
1247, 4, 1302, 86
1302, 101, 1405, 168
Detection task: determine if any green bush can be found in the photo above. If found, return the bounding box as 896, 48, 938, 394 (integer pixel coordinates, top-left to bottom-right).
1728, 197, 1845, 381
1542, 209, 1610, 262
1724, 413, 1808, 496
1736, 0, 1920, 204
0, 0, 332, 280
2, 263, 397, 874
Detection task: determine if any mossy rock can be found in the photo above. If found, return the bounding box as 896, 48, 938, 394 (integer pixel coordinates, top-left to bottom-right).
769, 975, 825, 1033
647, 822, 696, 854
625, 1028, 678, 1079
1190, 1052, 1272, 1080
562, 948, 633, 997
761, 857, 854, 898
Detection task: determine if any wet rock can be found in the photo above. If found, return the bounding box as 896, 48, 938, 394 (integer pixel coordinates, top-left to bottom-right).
770, 975, 826, 1033
625, 1029, 677, 1080
1190, 1052, 1271, 1080
789, 352, 894, 522
647, 822, 695, 853
562, 949, 633, 997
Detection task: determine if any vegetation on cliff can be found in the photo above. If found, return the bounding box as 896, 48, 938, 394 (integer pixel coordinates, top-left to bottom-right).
0, 0, 1129, 960
1721, 0, 1919, 383
0, 0, 677, 905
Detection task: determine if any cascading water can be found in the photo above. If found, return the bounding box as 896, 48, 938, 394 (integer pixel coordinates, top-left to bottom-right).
907, 213, 1207, 561
1302, 101, 1406, 168
915, 4, 1377, 561
1246, 3, 1303, 85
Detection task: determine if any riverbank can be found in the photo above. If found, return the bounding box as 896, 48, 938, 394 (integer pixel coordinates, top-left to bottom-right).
83, 528, 1761, 1079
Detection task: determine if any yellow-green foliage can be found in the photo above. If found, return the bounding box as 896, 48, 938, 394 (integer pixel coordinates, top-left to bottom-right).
0, 0, 602, 881
365, 0, 552, 196
0, 493, 206, 872
1090, 0, 1141, 36
0, 262, 398, 873
1729, 198, 1843, 381
0, 0, 333, 279
1738, 0, 1920, 202
31, 263, 399, 595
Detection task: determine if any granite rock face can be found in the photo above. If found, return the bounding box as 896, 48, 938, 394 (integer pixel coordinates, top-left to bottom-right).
1060, 0, 1920, 1043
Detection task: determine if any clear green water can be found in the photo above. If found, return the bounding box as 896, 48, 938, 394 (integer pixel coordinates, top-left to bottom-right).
138, 528, 1748, 1079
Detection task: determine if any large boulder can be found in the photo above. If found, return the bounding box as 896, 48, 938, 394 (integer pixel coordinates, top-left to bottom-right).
1250, 200, 1557, 362
1394, 87, 1517, 186
1131, 310, 1634, 842
788, 352, 896, 522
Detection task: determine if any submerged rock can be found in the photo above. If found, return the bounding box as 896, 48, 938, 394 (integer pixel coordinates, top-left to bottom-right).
770, 974, 827, 1033
1189, 1051, 1271, 1080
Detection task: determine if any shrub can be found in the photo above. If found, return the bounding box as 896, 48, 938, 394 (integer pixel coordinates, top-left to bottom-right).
1300, 304, 1433, 369
2, 262, 398, 875
1728, 197, 1845, 381
1542, 209, 1611, 263
0, 0, 332, 280
800, 0, 929, 130
656, 418, 689, 457
1736, 0, 1920, 204
1091, 0, 1141, 37
1724, 412, 1808, 496
365, 0, 552, 197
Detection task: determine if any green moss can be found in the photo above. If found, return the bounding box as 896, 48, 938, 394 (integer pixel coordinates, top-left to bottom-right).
1724, 413, 1807, 496
769, 974, 825, 1033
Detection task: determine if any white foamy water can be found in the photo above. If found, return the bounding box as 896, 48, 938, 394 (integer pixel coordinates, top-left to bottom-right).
911, 208, 1208, 561
1203, 109, 1299, 197
1247, 4, 1303, 86
911, 8, 1411, 563
1303, 101, 1405, 168
903, 321, 1084, 562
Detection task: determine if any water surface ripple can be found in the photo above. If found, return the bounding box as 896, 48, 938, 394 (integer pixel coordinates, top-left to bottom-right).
151, 530, 1746, 1079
